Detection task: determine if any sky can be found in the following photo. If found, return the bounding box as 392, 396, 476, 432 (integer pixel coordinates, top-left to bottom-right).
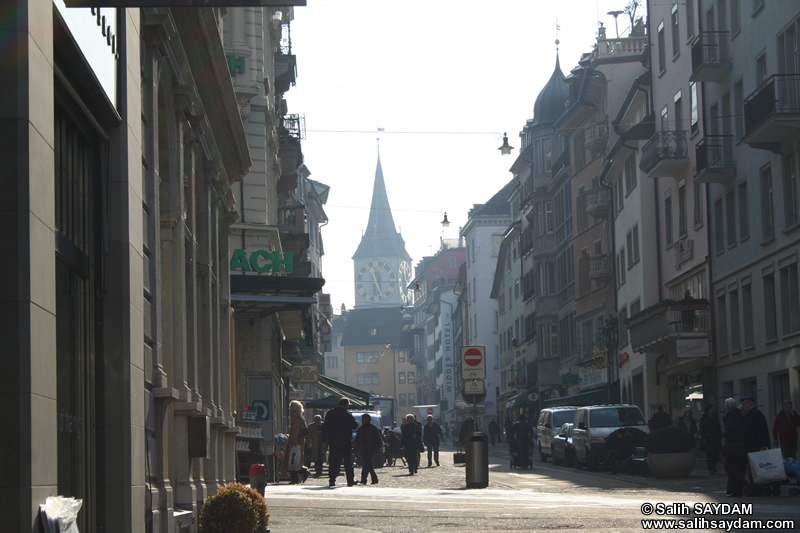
288, 0, 640, 311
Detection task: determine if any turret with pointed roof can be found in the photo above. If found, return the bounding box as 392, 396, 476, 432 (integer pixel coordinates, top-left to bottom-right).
531, 55, 569, 128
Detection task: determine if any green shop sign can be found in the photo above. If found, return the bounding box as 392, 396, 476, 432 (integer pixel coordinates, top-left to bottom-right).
230, 249, 293, 274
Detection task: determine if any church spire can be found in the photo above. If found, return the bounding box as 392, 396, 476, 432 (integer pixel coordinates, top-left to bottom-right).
353, 147, 409, 259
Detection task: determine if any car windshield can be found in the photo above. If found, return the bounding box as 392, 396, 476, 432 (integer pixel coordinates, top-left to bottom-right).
558, 423, 572, 437
588, 407, 645, 428
553, 410, 575, 427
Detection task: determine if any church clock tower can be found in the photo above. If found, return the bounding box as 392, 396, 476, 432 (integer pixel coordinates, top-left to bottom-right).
353, 148, 413, 308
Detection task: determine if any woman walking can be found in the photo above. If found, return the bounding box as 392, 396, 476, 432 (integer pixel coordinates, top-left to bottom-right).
280, 400, 309, 484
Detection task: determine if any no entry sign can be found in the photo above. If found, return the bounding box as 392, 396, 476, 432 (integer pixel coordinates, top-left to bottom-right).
461, 346, 486, 379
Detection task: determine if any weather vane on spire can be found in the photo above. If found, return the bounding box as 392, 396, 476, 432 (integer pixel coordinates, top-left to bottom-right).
555, 18, 561, 51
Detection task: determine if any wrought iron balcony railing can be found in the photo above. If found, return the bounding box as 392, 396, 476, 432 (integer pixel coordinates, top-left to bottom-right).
743, 74, 800, 152
690, 31, 731, 82
626, 298, 710, 354
585, 123, 609, 151
639, 131, 689, 176
695, 135, 735, 183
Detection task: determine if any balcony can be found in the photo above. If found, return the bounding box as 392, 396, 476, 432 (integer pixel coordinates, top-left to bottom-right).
585, 123, 609, 152
278, 114, 306, 193
626, 298, 711, 354
585, 187, 611, 218
278, 205, 311, 277
743, 74, 800, 153
274, 52, 297, 94
639, 131, 689, 177
588, 254, 613, 282
690, 31, 731, 83
674, 238, 694, 271
695, 135, 736, 183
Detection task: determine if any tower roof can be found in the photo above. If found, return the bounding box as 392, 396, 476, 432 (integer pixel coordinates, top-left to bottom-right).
353, 153, 410, 259
530, 55, 569, 127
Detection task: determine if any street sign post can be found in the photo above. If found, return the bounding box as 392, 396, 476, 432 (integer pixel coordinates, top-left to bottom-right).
461, 346, 486, 380
461, 379, 486, 405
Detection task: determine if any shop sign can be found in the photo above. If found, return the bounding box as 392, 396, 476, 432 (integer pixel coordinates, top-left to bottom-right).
618, 351, 630, 368
230, 249, 293, 273
579, 366, 608, 389
676, 338, 709, 358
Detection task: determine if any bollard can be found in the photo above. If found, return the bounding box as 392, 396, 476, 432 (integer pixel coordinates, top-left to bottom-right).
249, 463, 267, 494
465, 431, 489, 488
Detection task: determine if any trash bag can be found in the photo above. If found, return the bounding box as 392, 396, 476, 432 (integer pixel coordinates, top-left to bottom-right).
40, 496, 83, 533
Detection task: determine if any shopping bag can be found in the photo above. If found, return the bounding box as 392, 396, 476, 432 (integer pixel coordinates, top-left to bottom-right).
288, 444, 303, 471
747, 448, 785, 484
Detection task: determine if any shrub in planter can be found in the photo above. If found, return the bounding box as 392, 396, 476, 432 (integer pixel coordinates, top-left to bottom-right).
199, 482, 270, 533
644, 426, 696, 454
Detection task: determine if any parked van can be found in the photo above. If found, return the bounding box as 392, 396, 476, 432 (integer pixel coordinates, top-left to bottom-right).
536, 406, 578, 462
571, 404, 649, 470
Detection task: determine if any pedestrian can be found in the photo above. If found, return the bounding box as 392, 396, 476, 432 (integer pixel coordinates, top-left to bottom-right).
458, 417, 474, 448
354, 413, 382, 485
422, 415, 444, 467
722, 397, 746, 497
308, 414, 326, 477
488, 418, 500, 446
606, 429, 634, 475
677, 409, 697, 436
280, 400, 309, 484
772, 400, 800, 460
740, 396, 777, 496
401, 413, 422, 475
699, 404, 722, 474
512, 414, 534, 469
648, 405, 671, 431
504, 418, 514, 445
322, 397, 358, 487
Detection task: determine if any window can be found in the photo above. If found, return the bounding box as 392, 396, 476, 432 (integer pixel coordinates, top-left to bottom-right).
756, 52, 767, 85
326, 356, 338, 368
742, 282, 754, 348
686, 0, 695, 39
761, 165, 775, 242
716, 293, 728, 355
731, 0, 741, 35
671, 4, 681, 57
399, 393, 406, 407
616, 181, 625, 213
714, 198, 724, 254
356, 351, 380, 364
658, 21, 666, 72
730, 288, 741, 353
734, 81, 744, 140
764, 271, 777, 341
398, 350, 405, 362
694, 180, 704, 227
752, 0, 764, 17
726, 189, 736, 248
783, 152, 799, 228
626, 231, 634, 269
678, 184, 687, 237
574, 131, 586, 170
624, 155, 637, 193
408, 371, 415, 383
738, 182, 749, 241
618, 306, 628, 347
357, 373, 380, 386
632, 225, 640, 264
408, 393, 415, 405
498, 294, 505, 315
665, 190, 673, 247
690, 82, 699, 135
368, 328, 379, 336
780, 263, 800, 335
398, 372, 406, 384
450, 256, 456, 268
617, 249, 626, 286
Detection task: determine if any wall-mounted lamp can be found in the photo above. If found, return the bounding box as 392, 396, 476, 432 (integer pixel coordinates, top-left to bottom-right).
441, 213, 450, 227
498, 132, 514, 156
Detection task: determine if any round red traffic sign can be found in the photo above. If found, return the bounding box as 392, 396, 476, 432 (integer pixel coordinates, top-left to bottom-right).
464, 348, 483, 367
427, 407, 434, 415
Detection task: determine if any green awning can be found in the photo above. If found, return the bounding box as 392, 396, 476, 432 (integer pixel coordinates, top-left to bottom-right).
542, 387, 610, 408
304, 394, 370, 410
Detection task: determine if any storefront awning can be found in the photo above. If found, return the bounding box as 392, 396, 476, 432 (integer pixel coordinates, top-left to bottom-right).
312, 375, 371, 409
542, 387, 610, 408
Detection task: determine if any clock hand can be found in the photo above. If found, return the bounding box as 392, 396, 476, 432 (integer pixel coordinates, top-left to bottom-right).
370, 267, 384, 297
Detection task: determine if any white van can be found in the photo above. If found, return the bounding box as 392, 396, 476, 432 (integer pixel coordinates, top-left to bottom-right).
571, 404, 649, 470
536, 407, 578, 462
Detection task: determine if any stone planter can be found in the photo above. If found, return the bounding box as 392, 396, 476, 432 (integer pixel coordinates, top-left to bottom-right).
646, 448, 696, 478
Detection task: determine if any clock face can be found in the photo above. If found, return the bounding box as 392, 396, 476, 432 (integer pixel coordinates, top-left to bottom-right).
398, 261, 412, 304
356, 259, 397, 304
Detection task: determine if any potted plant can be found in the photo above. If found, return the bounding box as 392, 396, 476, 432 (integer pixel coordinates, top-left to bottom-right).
644, 426, 697, 478
199, 482, 270, 533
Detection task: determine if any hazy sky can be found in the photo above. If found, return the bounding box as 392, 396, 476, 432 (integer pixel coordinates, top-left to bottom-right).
289, 0, 640, 311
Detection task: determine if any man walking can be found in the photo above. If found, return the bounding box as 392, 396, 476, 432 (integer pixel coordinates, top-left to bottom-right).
488, 418, 500, 446
308, 414, 326, 477
323, 398, 358, 487
772, 400, 800, 460
512, 414, 534, 469
741, 396, 776, 496
722, 397, 746, 497
354, 413, 382, 485
422, 415, 444, 467
401, 414, 422, 475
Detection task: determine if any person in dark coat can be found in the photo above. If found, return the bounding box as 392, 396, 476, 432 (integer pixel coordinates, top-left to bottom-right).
772, 400, 800, 460
308, 414, 327, 477
699, 404, 722, 474
741, 396, 778, 496
488, 418, 501, 446
422, 415, 444, 467
458, 417, 474, 448
648, 406, 671, 431
322, 397, 358, 487
401, 414, 422, 475
677, 409, 697, 436
722, 397, 746, 497
354, 413, 383, 485
512, 414, 534, 469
